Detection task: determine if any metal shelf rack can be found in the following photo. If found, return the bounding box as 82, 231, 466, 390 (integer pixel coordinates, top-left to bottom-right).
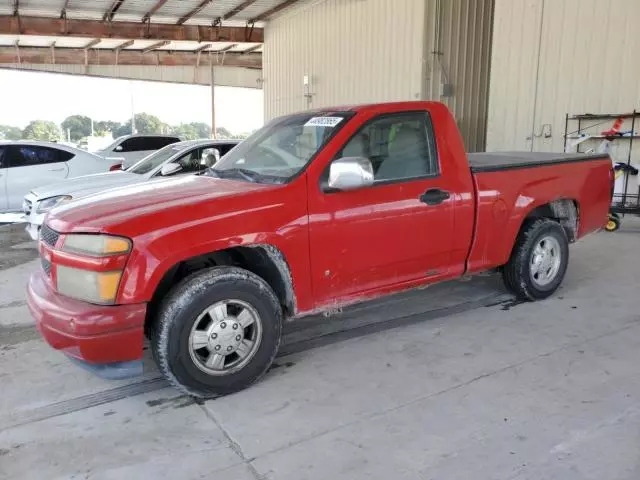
564, 110, 640, 231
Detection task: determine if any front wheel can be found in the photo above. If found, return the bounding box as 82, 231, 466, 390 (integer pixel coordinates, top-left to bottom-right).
502, 219, 569, 301
151, 266, 283, 398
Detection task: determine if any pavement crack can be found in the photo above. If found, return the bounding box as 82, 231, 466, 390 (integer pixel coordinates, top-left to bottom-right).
200, 404, 266, 480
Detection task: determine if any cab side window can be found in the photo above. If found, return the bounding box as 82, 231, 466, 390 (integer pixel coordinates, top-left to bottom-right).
0, 146, 5, 168
337, 112, 438, 182
8, 145, 68, 167
118, 137, 146, 152
175, 149, 204, 174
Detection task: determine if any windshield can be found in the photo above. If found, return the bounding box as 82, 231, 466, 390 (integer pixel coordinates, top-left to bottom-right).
127, 143, 188, 174
211, 111, 353, 183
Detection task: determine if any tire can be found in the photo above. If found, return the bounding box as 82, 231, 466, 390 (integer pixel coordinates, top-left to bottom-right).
150, 266, 283, 398
605, 215, 621, 232
502, 218, 569, 301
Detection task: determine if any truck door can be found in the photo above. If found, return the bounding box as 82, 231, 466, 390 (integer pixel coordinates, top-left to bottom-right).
308, 111, 457, 303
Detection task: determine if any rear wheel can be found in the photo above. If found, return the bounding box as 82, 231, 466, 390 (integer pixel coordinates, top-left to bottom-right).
150, 266, 282, 398
502, 219, 569, 301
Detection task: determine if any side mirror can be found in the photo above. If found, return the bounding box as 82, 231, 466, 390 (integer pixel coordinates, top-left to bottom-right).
160, 163, 182, 176
114, 145, 123, 152
327, 157, 374, 191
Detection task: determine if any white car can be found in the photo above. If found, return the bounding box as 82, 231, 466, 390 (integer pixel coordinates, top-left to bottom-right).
23, 139, 240, 240
0, 140, 124, 213
93, 134, 182, 168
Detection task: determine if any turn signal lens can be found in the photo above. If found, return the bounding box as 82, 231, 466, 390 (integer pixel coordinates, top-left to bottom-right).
62, 234, 131, 257
56, 266, 123, 304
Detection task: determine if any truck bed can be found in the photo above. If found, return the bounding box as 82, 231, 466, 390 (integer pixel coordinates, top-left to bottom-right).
468, 152, 609, 173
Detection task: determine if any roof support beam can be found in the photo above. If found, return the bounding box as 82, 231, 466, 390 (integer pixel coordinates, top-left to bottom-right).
142, 40, 170, 53
114, 40, 134, 65
116, 39, 135, 49
215, 44, 238, 53
250, 0, 300, 22
13, 0, 19, 16
141, 0, 168, 23
177, 0, 213, 25
84, 39, 101, 49
194, 43, 212, 53
0, 46, 262, 68
0, 15, 264, 43
241, 44, 262, 54
103, 0, 126, 22
14, 40, 20, 64
221, 0, 259, 20
60, 0, 70, 19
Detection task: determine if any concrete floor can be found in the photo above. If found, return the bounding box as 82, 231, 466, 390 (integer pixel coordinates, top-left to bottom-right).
1, 219, 640, 480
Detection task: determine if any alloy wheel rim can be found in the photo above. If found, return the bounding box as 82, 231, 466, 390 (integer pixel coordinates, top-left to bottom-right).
530, 235, 562, 287
188, 299, 262, 376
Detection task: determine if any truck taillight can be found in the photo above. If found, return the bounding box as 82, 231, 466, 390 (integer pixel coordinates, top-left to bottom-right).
110, 163, 123, 171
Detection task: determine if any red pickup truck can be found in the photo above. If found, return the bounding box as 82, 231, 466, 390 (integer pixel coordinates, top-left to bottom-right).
27, 101, 612, 397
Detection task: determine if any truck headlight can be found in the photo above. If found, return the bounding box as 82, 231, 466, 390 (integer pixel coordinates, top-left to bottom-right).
54, 234, 132, 304
56, 266, 123, 304
62, 234, 131, 256
36, 195, 72, 213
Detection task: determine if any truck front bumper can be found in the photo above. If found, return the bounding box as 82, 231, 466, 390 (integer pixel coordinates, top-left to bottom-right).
27, 269, 147, 376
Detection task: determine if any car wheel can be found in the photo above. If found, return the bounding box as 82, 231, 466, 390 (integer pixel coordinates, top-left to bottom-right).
502, 218, 569, 301
151, 266, 282, 398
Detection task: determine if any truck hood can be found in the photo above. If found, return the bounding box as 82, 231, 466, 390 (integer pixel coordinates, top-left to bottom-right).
30, 171, 142, 201
47, 175, 275, 233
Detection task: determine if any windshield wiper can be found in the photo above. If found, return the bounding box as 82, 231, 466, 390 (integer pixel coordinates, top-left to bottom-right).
208, 168, 283, 184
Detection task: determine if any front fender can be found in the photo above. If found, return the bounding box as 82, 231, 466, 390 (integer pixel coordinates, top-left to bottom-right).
117, 231, 299, 304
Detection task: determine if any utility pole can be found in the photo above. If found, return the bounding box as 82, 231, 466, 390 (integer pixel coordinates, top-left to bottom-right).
130, 81, 136, 134
210, 57, 216, 139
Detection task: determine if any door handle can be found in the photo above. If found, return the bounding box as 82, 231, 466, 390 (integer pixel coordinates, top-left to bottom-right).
419, 188, 450, 206
48, 168, 65, 172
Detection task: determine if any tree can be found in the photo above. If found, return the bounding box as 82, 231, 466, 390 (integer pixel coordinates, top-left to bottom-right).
172, 122, 212, 140
215, 127, 233, 139
133, 113, 163, 134
22, 120, 61, 142
0, 125, 22, 140
61, 115, 92, 142
114, 122, 133, 138
94, 120, 122, 137
113, 113, 164, 137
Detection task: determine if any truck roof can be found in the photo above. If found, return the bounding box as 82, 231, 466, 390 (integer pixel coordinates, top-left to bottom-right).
304, 101, 443, 115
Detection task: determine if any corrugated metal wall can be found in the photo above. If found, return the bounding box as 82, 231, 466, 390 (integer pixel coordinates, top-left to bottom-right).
0, 64, 262, 88
263, 0, 494, 152
263, 0, 427, 118
423, 0, 494, 152
488, 0, 640, 159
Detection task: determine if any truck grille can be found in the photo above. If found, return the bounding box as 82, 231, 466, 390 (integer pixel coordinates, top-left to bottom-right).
23, 198, 33, 215
41, 258, 52, 276
40, 224, 60, 247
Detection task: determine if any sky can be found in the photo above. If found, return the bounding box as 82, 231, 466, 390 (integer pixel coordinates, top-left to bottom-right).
0, 69, 264, 135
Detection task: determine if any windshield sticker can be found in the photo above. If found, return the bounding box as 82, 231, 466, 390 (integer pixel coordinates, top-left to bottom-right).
304, 117, 343, 128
